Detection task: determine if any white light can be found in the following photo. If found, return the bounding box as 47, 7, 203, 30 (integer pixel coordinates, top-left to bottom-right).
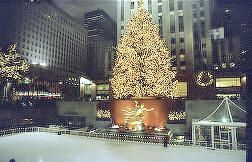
222, 117, 227, 123
80, 77, 92, 84
32, 61, 38, 65
230, 63, 235, 67
39, 63, 46, 66
225, 9, 230, 13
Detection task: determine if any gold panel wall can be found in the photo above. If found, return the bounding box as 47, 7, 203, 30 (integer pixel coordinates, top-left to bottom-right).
111, 99, 174, 128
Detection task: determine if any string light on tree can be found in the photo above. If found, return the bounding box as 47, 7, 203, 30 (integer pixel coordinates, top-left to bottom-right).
110, 0, 178, 99
0, 44, 29, 81
96, 109, 111, 119
168, 111, 186, 121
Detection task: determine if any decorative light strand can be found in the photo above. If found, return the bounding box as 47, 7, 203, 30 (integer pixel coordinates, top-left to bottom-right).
96, 109, 111, 119
196, 71, 214, 87
168, 111, 187, 121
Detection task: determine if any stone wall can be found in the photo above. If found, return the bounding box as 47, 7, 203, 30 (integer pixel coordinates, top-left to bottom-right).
56, 101, 97, 127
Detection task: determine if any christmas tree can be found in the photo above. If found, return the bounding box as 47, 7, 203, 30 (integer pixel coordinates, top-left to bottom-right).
111, 0, 178, 99
0, 44, 29, 82
0, 44, 29, 101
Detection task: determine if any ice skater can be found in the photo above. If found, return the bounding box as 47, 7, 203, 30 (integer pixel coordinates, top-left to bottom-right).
163, 135, 168, 147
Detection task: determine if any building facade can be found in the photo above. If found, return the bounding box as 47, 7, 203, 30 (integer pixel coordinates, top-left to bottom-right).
84, 9, 117, 81
210, 0, 249, 99
0, 0, 88, 100
117, 0, 214, 99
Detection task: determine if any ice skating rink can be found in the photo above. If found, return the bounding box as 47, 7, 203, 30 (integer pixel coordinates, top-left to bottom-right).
0, 132, 246, 162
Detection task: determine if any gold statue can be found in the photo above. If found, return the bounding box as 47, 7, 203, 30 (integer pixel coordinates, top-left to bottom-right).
122, 101, 154, 131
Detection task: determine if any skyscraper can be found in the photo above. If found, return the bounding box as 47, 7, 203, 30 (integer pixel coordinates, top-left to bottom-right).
84, 9, 117, 81
0, 0, 88, 99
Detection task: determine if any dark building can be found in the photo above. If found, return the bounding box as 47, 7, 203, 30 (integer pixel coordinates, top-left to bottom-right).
0, 0, 88, 100
210, 0, 250, 99
84, 9, 117, 81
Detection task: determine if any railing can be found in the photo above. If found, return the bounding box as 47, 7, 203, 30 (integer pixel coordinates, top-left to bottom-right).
0, 127, 246, 151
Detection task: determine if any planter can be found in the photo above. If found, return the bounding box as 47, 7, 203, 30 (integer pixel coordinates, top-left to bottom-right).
111, 98, 174, 129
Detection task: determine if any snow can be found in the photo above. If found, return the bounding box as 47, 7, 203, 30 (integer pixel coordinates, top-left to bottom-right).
0, 132, 246, 162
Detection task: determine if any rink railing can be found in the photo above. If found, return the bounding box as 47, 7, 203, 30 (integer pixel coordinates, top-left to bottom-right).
0, 127, 246, 151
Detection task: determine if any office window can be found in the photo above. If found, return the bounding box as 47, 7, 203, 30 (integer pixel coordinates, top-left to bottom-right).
193, 22, 198, 31
178, 16, 184, 32
200, 0, 204, 7
171, 58, 177, 66
192, 3, 197, 9
180, 38, 184, 43
180, 61, 186, 66
193, 12, 197, 18
170, 15, 175, 33
171, 38, 176, 44
216, 78, 241, 87
158, 5, 162, 13
131, 2, 134, 9
200, 11, 205, 17
121, 1, 124, 22
180, 48, 185, 54
158, 16, 162, 24
148, 0, 152, 13
169, 0, 174, 11
178, 82, 187, 97
171, 49, 176, 56
178, 1, 183, 10
201, 20, 206, 37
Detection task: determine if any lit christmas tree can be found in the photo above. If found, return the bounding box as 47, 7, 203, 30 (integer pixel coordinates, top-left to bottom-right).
111, 0, 178, 99
0, 44, 29, 101
0, 44, 29, 81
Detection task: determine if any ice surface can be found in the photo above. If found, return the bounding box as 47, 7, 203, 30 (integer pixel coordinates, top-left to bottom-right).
0, 132, 246, 162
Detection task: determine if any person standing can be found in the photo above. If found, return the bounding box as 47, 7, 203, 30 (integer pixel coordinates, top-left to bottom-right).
163, 135, 168, 147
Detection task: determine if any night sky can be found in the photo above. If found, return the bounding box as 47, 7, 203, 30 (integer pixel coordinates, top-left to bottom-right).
53, 0, 117, 21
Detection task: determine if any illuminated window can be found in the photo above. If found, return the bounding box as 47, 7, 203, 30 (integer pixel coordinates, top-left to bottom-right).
131, 2, 134, 9
121, 1, 124, 22
170, 15, 175, 33
148, 0, 152, 13
216, 78, 241, 87
178, 16, 184, 32
158, 5, 162, 13
97, 84, 109, 91
169, 0, 174, 11
178, 82, 187, 97
178, 1, 183, 10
